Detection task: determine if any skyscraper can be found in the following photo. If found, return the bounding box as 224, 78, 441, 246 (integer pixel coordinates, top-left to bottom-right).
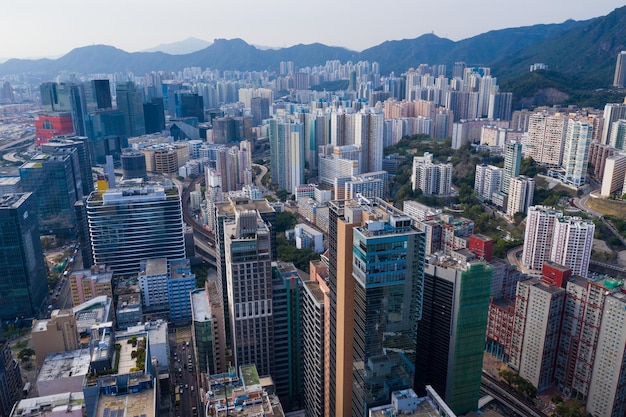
250, 96, 270, 126
601, 102, 626, 145
415, 260, 492, 414
353, 108, 384, 173
86, 184, 186, 275
269, 118, 304, 194
522, 206, 561, 271
474, 164, 502, 201
613, 51, 626, 88
0, 193, 48, 324
522, 112, 568, 166
502, 141, 522, 194
522, 206, 594, 274
562, 119, 593, 187
41, 136, 94, 196
19, 150, 83, 235
116, 81, 145, 138
506, 175, 535, 218
224, 209, 273, 376
328, 198, 425, 417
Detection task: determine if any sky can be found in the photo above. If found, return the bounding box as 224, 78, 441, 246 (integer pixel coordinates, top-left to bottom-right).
0, 0, 624, 60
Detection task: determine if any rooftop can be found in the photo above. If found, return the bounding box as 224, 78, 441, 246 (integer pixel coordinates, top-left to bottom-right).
12, 392, 85, 417
37, 349, 90, 383
95, 383, 154, 417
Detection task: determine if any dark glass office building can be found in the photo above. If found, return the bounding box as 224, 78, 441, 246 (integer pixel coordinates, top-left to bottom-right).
0, 193, 47, 325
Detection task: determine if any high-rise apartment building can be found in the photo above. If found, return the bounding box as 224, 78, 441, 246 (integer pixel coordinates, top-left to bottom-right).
474, 164, 502, 201
0, 193, 48, 324
250, 96, 270, 126
600, 153, 626, 197
562, 119, 593, 187
609, 119, 626, 151
522, 206, 593, 274
415, 260, 492, 414
86, 184, 186, 276
601, 102, 626, 145
506, 175, 535, 217
502, 141, 522, 194
224, 209, 274, 377
272, 262, 304, 411
411, 153, 453, 196
301, 260, 330, 417
269, 118, 304, 194
353, 108, 384, 173
613, 51, 626, 88
522, 112, 568, 166
522, 206, 562, 271
510, 276, 565, 391
550, 216, 594, 276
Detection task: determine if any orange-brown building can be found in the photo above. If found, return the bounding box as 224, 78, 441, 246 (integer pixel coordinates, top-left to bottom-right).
34, 112, 74, 145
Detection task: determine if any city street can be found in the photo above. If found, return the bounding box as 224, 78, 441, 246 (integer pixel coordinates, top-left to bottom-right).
170, 327, 199, 417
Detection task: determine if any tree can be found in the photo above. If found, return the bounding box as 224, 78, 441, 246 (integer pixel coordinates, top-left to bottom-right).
17, 348, 35, 363
274, 211, 298, 233
276, 189, 288, 202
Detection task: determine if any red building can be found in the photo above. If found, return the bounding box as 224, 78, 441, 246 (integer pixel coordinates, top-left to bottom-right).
541, 261, 572, 288
34, 112, 74, 145
486, 299, 515, 361
469, 233, 494, 261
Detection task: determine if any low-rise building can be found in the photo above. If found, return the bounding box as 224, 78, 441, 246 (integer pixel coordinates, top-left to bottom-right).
36, 349, 90, 396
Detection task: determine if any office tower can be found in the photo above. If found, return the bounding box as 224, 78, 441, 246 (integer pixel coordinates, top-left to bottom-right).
84, 79, 112, 111
502, 142, 522, 194
301, 260, 330, 417
550, 216, 594, 276
175, 92, 204, 122
474, 164, 502, 201
411, 153, 453, 196
86, 184, 186, 276
41, 136, 94, 196
40, 82, 87, 136
601, 102, 626, 145
250, 96, 270, 126
353, 108, 384, 173
415, 260, 492, 414
0, 342, 22, 416
215, 146, 238, 192
224, 209, 273, 376
328, 198, 425, 417
488, 92, 513, 121
522, 206, 562, 271
19, 149, 82, 235
120, 150, 148, 179
161, 81, 182, 115
0, 194, 47, 324
143, 97, 166, 134
34, 112, 75, 145
191, 281, 227, 376
522, 112, 568, 166
506, 175, 535, 217
609, 119, 626, 151
562, 119, 593, 187
116, 81, 145, 138
272, 262, 304, 411
613, 51, 626, 88
600, 153, 626, 197
269, 118, 304, 194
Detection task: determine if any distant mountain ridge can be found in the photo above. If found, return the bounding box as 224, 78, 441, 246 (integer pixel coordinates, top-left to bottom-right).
1, 6, 625, 87
141, 37, 212, 54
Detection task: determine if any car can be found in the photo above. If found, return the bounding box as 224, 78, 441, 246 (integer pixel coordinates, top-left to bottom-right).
185, 384, 188, 389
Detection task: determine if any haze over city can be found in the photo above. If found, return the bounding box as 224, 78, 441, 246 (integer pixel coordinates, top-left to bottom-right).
0, 0, 624, 60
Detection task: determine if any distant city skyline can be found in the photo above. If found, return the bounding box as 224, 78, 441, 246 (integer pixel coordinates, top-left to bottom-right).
0, 1, 624, 61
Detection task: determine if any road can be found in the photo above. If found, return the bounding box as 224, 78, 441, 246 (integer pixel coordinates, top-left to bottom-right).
252, 163, 268, 191
170, 329, 199, 417
482, 373, 549, 417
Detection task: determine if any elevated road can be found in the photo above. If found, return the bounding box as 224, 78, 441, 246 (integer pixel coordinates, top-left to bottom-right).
481, 373, 549, 417
178, 175, 217, 265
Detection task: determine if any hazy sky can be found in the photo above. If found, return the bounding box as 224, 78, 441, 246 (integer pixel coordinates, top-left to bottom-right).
1, 1, 624, 60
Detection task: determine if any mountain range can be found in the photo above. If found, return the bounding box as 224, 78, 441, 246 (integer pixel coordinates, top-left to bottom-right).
1, 5, 626, 87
